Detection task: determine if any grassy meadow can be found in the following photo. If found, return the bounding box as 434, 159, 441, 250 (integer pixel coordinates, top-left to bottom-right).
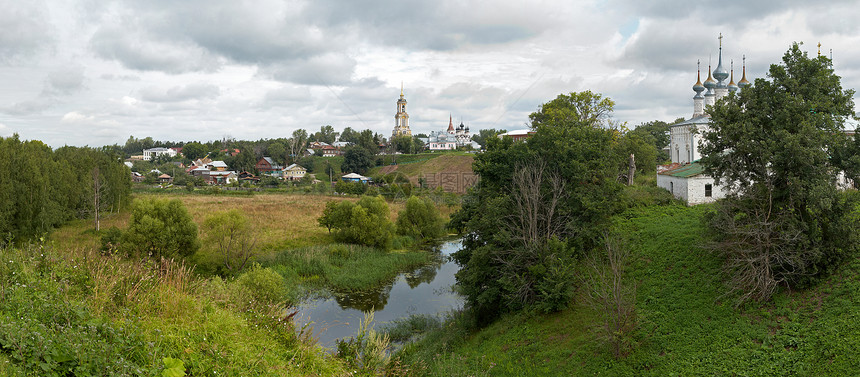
394, 203, 860, 376
0, 190, 458, 375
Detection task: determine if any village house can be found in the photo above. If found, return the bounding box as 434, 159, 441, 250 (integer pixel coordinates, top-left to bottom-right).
341, 172, 370, 183
142, 147, 177, 161
283, 163, 307, 181
256, 157, 283, 177
498, 129, 536, 142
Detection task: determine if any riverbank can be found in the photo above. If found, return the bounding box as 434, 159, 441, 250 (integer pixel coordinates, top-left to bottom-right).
394, 204, 860, 376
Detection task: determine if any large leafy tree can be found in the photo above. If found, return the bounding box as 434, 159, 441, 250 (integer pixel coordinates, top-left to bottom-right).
700, 43, 859, 303
312, 125, 339, 145
341, 146, 375, 174
452, 91, 624, 324
181, 142, 207, 160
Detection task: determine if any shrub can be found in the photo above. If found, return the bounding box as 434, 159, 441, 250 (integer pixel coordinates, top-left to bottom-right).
396, 196, 445, 244
236, 264, 290, 304
99, 226, 123, 255
317, 196, 394, 248
121, 198, 200, 258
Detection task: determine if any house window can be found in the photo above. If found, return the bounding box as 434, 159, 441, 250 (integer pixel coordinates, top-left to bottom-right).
705, 184, 712, 197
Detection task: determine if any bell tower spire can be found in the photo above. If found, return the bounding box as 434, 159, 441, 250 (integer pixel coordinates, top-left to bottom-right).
393, 84, 411, 138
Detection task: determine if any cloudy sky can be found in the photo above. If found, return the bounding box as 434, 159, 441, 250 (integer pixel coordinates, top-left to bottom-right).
2, 0, 859, 147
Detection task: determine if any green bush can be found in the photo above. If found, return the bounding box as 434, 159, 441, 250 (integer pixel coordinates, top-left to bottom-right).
317, 196, 394, 248
121, 198, 200, 258
99, 226, 123, 254
396, 196, 446, 244
236, 264, 290, 304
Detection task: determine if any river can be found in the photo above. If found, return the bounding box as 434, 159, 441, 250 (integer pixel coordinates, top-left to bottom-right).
294, 239, 464, 348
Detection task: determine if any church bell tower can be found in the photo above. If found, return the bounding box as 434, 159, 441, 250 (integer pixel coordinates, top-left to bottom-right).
393, 83, 412, 138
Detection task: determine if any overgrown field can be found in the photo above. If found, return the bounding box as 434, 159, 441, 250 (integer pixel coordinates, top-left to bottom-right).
51, 192, 409, 256
2, 191, 457, 375
0, 243, 347, 376
396, 204, 860, 376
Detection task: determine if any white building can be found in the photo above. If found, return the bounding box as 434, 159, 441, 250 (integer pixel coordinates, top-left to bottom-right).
658, 36, 749, 205
142, 147, 177, 161
426, 115, 478, 150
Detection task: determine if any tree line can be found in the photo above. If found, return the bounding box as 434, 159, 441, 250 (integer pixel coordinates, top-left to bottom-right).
0, 135, 131, 241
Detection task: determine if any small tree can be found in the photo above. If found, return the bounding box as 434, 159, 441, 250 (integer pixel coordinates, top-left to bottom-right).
121, 198, 200, 258
317, 196, 394, 248
585, 234, 637, 359
396, 196, 445, 243
203, 209, 258, 272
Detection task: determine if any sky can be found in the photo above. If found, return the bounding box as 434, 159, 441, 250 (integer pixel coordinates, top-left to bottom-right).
1, 0, 859, 148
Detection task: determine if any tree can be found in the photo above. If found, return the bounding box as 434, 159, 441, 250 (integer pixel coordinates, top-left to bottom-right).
121, 198, 200, 258
396, 196, 445, 243
182, 142, 207, 160
452, 92, 624, 324
342, 146, 374, 175
700, 43, 859, 303
203, 209, 257, 272
340, 127, 360, 144
628, 119, 680, 162
529, 91, 616, 129
357, 129, 379, 155
313, 125, 339, 144
471, 128, 505, 149
287, 129, 309, 163
266, 141, 287, 165
391, 135, 416, 154
317, 196, 394, 248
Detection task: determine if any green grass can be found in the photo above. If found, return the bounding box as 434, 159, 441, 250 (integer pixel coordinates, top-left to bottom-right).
396, 203, 860, 376
260, 243, 435, 292
0, 243, 348, 376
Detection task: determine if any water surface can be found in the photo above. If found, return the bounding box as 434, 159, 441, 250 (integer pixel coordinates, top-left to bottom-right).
295, 240, 463, 348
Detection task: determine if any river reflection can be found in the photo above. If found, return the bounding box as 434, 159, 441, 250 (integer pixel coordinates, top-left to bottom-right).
295, 240, 463, 348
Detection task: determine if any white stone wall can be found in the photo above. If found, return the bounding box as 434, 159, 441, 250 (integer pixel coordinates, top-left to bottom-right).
656, 174, 727, 205
669, 123, 710, 164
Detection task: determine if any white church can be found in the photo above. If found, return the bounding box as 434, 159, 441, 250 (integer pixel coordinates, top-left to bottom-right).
657, 36, 750, 205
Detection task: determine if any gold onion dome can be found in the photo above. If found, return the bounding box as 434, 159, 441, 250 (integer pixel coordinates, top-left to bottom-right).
693, 62, 705, 98
728, 60, 739, 93
738, 55, 751, 88
703, 64, 717, 90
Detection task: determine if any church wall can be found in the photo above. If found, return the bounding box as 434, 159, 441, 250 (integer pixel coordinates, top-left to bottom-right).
656, 174, 726, 205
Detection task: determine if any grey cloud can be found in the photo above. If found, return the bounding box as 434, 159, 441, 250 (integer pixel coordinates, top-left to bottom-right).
139, 83, 221, 103
100, 74, 141, 81
613, 19, 747, 73
262, 53, 357, 86
607, 0, 854, 24
305, 0, 545, 51
45, 67, 86, 95
3, 97, 57, 115
90, 23, 222, 74
0, 1, 54, 62
2, 67, 85, 115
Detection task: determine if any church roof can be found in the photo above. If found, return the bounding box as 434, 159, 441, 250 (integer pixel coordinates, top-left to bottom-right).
670, 116, 710, 128
659, 162, 706, 178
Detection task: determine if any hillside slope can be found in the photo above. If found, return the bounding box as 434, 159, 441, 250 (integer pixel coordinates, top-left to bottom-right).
397, 204, 860, 376
374, 154, 475, 193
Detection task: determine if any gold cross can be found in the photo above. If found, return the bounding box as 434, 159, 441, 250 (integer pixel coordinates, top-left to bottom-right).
818, 42, 821, 56
719, 33, 722, 47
